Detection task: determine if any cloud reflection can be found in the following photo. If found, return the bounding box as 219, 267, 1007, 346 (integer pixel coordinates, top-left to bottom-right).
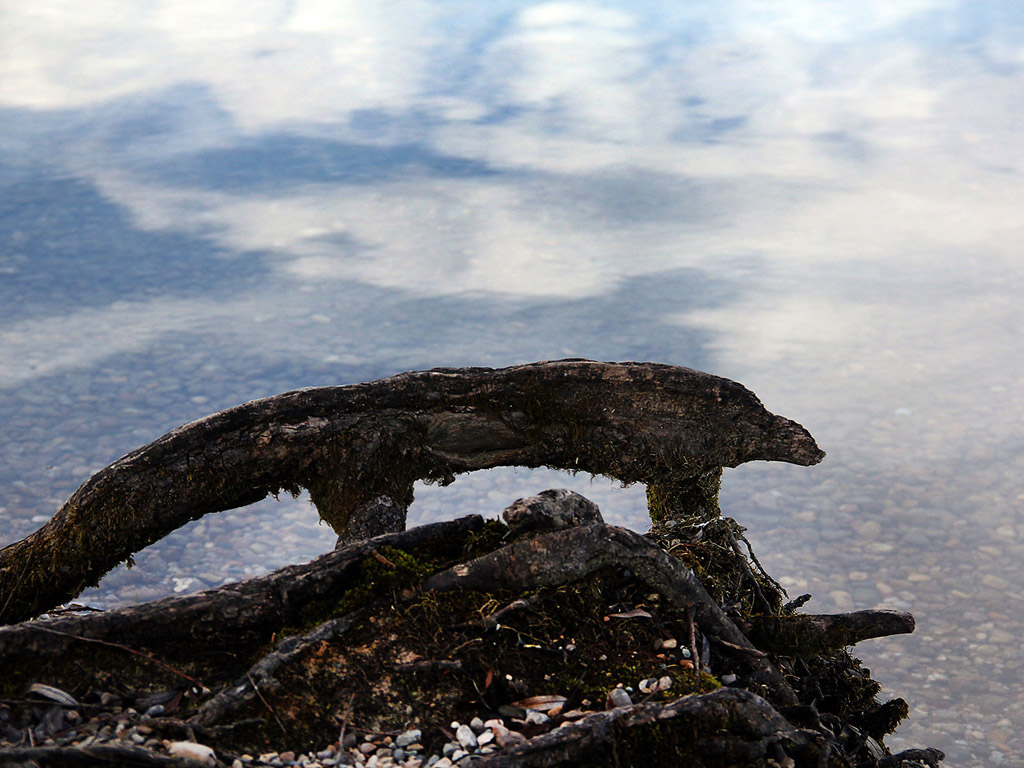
1, 0, 1023, 386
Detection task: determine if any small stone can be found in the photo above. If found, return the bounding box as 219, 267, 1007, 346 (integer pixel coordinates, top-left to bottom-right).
280, 752, 296, 763
492, 725, 527, 749
395, 729, 421, 748
455, 724, 478, 749
366, 756, 379, 768
658, 676, 672, 691
442, 742, 457, 756
435, 759, 453, 768
450, 750, 468, 761
169, 742, 217, 766
469, 717, 485, 732
721, 674, 737, 685
525, 710, 548, 725
359, 743, 377, 755
483, 719, 504, 729
607, 688, 632, 708
145, 704, 165, 717
477, 730, 493, 746
130, 732, 146, 744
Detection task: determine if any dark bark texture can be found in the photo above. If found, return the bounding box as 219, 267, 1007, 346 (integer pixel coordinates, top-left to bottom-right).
0, 359, 823, 625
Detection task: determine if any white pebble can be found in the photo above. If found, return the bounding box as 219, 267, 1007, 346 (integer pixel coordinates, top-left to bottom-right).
525, 710, 548, 725
477, 730, 494, 746
469, 717, 485, 732
168, 742, 217, 765
455, 724, 478, 749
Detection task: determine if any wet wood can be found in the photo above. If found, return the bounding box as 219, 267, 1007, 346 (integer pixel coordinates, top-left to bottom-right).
748, 609, 916, 656
422, 520, 799, 707
473, 688, 829, 767
0, 493, 935, 767
0, 517, 484, 673
0, 359, 823, 625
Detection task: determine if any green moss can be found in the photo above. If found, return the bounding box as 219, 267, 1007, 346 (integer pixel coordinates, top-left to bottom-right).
646, 469, 723, 527
460, 519, 510, 559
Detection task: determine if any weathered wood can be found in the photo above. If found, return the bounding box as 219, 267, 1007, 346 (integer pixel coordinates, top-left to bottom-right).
423, 521, 799, 707
0, 517, 484, 671
473, 688, 829, 767
0, 360, 823, 625
0, 490, 934, 767
748, 609, 916, 656
0, 743, 213, 767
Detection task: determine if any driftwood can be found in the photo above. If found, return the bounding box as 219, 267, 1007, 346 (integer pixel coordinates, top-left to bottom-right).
477, 687, 830, 767
1, 492, 926, 766
748, 610, 916, 657
0, 361, 942, 766
0, 359, 823, 625
0, 517, 485, 679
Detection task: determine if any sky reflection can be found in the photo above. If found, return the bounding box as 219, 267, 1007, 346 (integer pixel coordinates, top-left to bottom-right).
2, 2, 1024, 764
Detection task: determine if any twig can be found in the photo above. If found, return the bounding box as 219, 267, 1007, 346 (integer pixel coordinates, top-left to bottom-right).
337, 693, 355, 751
687, 604, 699, 674
26, 625, 203, 687
369, 548, 397, 568
247, 672, 287, 737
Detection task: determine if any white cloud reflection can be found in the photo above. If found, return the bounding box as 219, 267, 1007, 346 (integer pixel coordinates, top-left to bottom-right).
2, 0, 1024, 375
1, 0, 437, 129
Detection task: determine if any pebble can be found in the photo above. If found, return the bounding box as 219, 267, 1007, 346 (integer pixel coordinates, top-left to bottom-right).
455, 724, 477, 749
607, 687, 632, 708
168, 742, 217, 765
395, 730, 421, 748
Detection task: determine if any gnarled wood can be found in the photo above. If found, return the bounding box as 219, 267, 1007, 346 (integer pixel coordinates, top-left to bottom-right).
0, 360, 823, 625
474, 687, 829, 767
0, 488, 936, 767
748, 609, 916, 657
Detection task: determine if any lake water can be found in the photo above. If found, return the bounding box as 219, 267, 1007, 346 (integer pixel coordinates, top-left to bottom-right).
2, 3, 1023, 765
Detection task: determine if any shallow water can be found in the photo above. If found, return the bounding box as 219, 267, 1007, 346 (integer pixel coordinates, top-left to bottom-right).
2, 3, 1023, 765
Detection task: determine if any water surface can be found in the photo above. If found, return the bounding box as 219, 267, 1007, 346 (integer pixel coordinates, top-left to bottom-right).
3, 3, 1023, 765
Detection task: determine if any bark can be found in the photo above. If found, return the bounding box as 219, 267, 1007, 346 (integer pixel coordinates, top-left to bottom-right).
0, 744, 213, 767
748, 610, 916, 656
474, 687, 829, 768
0, 517, 484, 676
422, 521, 799, 707
0, 497, 933, 767
0, 359, 823, 625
